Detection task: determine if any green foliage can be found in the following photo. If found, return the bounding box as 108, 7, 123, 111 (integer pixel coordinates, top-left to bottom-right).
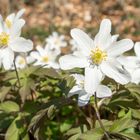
0, 65, 140, 139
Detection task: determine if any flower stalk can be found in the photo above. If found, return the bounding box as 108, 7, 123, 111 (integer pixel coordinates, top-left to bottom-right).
94, 92, 110, 139
13, 59, 21, 88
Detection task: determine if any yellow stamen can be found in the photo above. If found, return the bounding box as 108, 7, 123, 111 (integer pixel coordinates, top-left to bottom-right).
0, 32, 9, 46
5, 19, 12, 28
90, 47, 107, 65
42, 56, 49, 63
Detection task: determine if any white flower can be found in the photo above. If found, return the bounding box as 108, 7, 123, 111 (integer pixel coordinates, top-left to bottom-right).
30, 45, 59, 69
4, 9, 25, 37
0, 12, 33, 70
13, 55, 34, 69
68, 73, 112, 106
59, 19, 133, 94
118, 42, 140, 84
70, 38, 80, 52
45, 32, 67, 55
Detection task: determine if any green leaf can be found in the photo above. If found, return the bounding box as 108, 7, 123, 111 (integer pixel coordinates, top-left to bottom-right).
95, 119, 113, 129
65, 125, 88, 139
0, 86, 11, 101
5, 117, 20, 140
19, 78, 35, 103
109, 117, 137, 133
125, 83, 140, 94
28, 105, 56, 132
47, 105, 57, 119
22, 133, 30, 140
0, 101, 19, 113
60, 120, 72, 133
33, 67, 60, 79
131, 108, 140, 119
118, 132, 140, 140
78, 128, 104, 140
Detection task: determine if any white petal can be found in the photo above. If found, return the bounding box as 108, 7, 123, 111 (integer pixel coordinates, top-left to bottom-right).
10, 37, 33, 52
84, 67, 103, 94
68, 86, 82, 97
72, 74, 84, 85
1, 48, 14, 70
111, 34, 119, 43
49, 62, 60, 69
15, 9, 25, 19
108, 39, 134, 57
117, 56, 140, 69
94, 19, 112, 50
6, 13, 15, 23
59, 55, 89, 70
96, 85, 112, 98
36, 45, 46, 56
26, 56, 35, 64
11, 19, 25, 37
131, 69, 140, 84
100, 59, 131, 84
0, 15, 5, 33
134, 42, 140, 57
78, 90, 91, 106
71, 28, 94, 56
30, 51, 40, 60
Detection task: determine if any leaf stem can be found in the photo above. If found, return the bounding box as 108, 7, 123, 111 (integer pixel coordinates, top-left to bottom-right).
94, 92, 110, 139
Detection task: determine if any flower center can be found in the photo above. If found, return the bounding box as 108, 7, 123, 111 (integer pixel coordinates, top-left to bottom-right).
90, 47, 107, 65
0, 32, 9, 46
5, 19, 12, 28
41, 56, 49, 63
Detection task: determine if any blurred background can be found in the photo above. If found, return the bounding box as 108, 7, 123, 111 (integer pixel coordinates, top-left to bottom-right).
0, 0, 140, 44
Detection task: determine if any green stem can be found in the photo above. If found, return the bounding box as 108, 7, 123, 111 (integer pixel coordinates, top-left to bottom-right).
94, 92, 110, 139
13, 59, 21, 88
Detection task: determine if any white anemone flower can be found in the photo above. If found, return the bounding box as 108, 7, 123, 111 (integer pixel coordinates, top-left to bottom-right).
30, 45, 59, 69
118, 42, 140, 84
59, 19, 133, 94
4, 9, 25, 37
14, 55, 34, 69
0, 15, 33, 70
68, 73, 112, 106
45, 32, 67, 55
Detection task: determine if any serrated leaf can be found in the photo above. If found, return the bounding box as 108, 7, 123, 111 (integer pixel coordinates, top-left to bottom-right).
0, 101, 19, 113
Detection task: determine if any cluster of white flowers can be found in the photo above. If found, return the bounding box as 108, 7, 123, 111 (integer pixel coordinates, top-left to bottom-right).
0, 9, 33, 70
59, 19, 140, 106
1, 9, 140, 106
0, 10, 67, 70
